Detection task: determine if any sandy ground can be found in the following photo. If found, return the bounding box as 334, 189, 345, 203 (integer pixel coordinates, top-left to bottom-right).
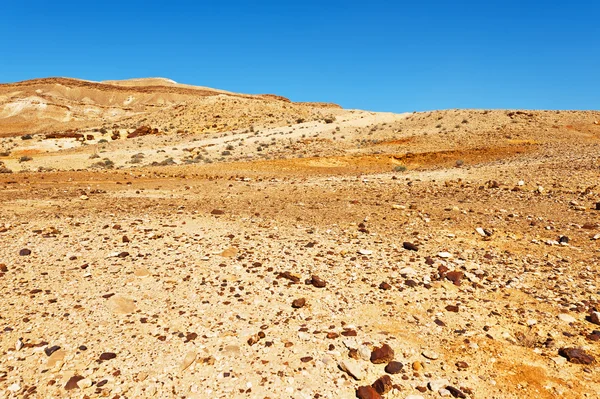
1, 84, 600, 399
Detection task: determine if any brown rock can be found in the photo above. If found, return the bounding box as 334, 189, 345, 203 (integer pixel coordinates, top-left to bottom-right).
64, 375, 84, 390
19, 248, 31, 256
445, 271, 464, 286
211, 209, 225, 215
292, 298, 306, 308
356, 386, 382, 399
371, 375, 393, 395
310, 275, 327, 288
379, 282, 392, 290
445, 305, 459, 312
558, 347, 595, 364
0, 264, 7, 272
370, 343, 395, 364
99, 352, 117, 361
447, 386, 467, 398
403, 242, 419, 251
384, 361, 403, 374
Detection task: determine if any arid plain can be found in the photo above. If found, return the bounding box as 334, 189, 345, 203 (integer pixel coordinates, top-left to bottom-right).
1, 78, 600, 398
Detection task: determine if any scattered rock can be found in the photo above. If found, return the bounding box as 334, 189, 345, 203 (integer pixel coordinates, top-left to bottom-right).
428, 379, 449, 392
446, 386, 467, 398
339, 359, 366, 380
558, 347, 595, 364
422, 350, 439, 360
371, 375, 393, 395
384, 361, 403, 374
356, 386, 382, 399
64, 375, 85, 390
403, 242, 419, 251
370, 343, 395, 364
310, 275, 327, 288
558, 313, 576, 323
292, 298, 306, 308
99, 352, 117, 361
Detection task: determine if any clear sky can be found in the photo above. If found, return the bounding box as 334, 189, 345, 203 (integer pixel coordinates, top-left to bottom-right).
1, 1, 598, 112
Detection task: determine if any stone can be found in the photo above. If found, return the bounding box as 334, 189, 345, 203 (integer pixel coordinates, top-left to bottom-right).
47, 349, 66, 368
44, 345, 61, 356
384, 361, 403, 374
438, 252, 452, 258
359, 249, 373, 255
403, 242, 419, 251
292, 298, 306, 308
358, 345, 371, 361
134, 267, 150, 277
211, 209, 225, 215
19, 248, 31, 256
371, 375, 393, 395
339, 359, 365, 380
310, 275, 327, 288
379, 282, 392, 290
446, 386, 467, 398
558, 347, 595, 364
428, 379, 449, 392
558, 313, 576, 323
180, 351, 197, 372
445, 271, 463, 286
405, 396, 425, 399
475, 227, 486, 237
65, 375, 85, 390
370, 343, 395, 364
108, 296, 136, 314
590, 311, 600, 325
99, 352, 117, 361
422, 350, 439, 360
356, 386, 382, 399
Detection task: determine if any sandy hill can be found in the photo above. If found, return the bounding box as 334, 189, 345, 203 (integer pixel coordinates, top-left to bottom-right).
0, 77, 341, 137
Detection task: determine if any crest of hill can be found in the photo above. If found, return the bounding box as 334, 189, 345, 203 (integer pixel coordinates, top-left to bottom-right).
0, 77, 342, 136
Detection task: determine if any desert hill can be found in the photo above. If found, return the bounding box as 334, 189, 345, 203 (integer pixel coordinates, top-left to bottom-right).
0, 77, 341, 137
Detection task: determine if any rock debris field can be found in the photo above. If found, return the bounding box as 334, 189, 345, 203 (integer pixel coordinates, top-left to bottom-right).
1, 78, 600, 398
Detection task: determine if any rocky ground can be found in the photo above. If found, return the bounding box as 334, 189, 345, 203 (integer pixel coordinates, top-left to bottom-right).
1, 81, 600, 398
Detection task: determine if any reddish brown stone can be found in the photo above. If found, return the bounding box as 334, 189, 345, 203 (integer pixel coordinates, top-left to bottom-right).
371, 375, 393, 394
356, 386, 382, 399
559, 347, 595, 364
370, 343, 395, 364
310, 275, 327, 288
384, 361, 403, 374
445, 271, 464, 286
64, 375, 84, 390
292, 298, 306, 308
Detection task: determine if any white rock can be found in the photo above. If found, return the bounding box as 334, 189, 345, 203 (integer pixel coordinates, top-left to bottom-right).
358, 249, 373, 255
15, 339, 23, 351
557, 313, 576, 323
358, 345, 371, 361
439, 388, 452, 397
437, 252, 452, 259
590, 311, 600, 325
405, 395, 425, 399
593, 234, 600, 240
475, 227, 486, 237
422, 350, 439, 360
8, 383, 20, 392
338, 359, 365, 380
399, 267, 417, 275
428, 379, 449, 391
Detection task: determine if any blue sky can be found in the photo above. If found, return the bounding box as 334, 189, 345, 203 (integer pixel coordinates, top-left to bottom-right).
1, 1, 598, 111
